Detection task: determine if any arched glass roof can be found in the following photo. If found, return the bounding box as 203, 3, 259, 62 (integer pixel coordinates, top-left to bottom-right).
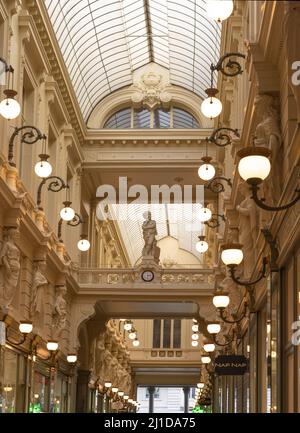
44, 0, 221, 121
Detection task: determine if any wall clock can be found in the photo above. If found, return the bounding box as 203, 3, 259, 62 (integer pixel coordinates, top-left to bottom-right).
141, 270, 155, 282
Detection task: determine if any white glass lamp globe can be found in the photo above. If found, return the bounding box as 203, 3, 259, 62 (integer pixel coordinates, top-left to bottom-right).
124, 395, 129, 400
47, 341, 58, 351
118, 391, 124, 397
34, 154, 52, 178
104, 381, 112, 388
201, 94, 222, 119
77, 238, 90, 252
237, 147, 271, 183
207, 0, 234, 22
60, 202, 75, 222
191, 340, 199, 347
198, 207, 212, 222
203, 343, 216, 353
192, 333, 199, 340
0, 90, 21, 120
133, 339, 140, 347
201, 356, 211, 364
112, 387, 119, 393
67, 354, 77, 363
192, 324, 199, 332
129, 331, 137, 340
213, 292, 230, 309
128, 399, 133, 404
196, 236, 209, 253
19, 321, 33, 334
124, 322, 133, 331
198, 157, 216, 181
221, 243, 244, 266
197, 382, 205, 389
207, 323, 221, 334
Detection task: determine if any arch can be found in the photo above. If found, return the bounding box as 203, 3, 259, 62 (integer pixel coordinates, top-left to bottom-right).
87, 85, 214, 129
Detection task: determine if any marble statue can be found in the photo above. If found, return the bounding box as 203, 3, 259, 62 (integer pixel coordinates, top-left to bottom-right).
31, 261, 48, 326
142, 211, 160, 262
52, 285, 67, 336
254, 94, 282, 205
102, 347, 114, 382
95, 333, 106, 381
236, 182, 258, 275
0, 227, 21, 307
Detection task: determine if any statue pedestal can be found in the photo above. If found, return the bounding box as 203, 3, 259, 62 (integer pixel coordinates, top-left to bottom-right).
140, 255, 160, 267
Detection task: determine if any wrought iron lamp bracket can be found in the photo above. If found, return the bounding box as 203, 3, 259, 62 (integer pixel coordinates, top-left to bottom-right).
211, 52, 246, 77
8, 125, 46, 167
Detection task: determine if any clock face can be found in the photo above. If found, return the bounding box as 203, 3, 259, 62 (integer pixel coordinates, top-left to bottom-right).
142, 270, 154, 282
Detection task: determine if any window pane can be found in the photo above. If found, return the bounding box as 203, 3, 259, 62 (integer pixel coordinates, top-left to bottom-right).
163, 319, 171, 348
153, 319, 161, 348
173, 319, 181, 348
104, 108, 131, 128
133, 109, 151, 128
153, 109, 170, 128
173, 108, 199, 128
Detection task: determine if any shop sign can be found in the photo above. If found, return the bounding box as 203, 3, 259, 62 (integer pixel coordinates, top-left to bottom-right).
215, 355, 249, 375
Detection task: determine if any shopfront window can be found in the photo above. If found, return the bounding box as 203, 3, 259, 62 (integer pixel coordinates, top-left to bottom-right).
30, 371, 50, 413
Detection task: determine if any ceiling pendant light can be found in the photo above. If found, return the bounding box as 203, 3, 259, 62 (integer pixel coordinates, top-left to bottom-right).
77, 235, 90, 252
0, 89, 21, 119
34, 154, 52, 178
207, 0, 234, 22
196, 235, 209, 253
198, 156, 216, 181
0, 60, 21, 120
201, 88, 222, 119
60, 201, 75, 222
198, 207, 212, 222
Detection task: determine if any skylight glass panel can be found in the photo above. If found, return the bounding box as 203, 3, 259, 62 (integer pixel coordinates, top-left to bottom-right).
44, 0, 221, 122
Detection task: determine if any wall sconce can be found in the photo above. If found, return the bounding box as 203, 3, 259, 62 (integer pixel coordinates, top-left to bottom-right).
58, 211, 82, 239
37, 177, 68, 210
201, 355, 211, 364
208, 127, 240, 147
7, 126, 46, 168
237, 146, 300, 211
67, 354, 77, 364
0, 57, 20, 119
207, 320, 236, 345
220, 243, 268, 286
211, 52, 246, 77
203, 341, 216, 353
4, 317, 33, 345
212, 289, 248, 324
204, 176, 232, 194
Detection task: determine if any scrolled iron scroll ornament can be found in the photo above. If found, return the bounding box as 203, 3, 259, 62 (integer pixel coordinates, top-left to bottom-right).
204, 213, 226, 229
8, 125, 46, 167
37, 176, 68, 210
57, 212, 83, 241
211, 52, 246, 77
208, 127, 240, 147
205, 176, 232, 194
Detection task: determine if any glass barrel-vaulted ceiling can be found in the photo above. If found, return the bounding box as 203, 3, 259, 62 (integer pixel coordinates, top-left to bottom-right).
44, 0, 221, 121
